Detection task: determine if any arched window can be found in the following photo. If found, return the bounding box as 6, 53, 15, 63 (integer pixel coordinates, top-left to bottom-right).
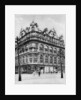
45, 45, 49, 52
45, 55, 48, 63
50, 46, 53, 53
39, 43, 44, 51
40, 54, 43, 63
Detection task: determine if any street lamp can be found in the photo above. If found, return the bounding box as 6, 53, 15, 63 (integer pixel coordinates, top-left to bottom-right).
15, 37, 22, 81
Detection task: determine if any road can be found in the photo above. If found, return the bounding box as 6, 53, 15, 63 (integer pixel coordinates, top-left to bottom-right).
15, 72, 66, 84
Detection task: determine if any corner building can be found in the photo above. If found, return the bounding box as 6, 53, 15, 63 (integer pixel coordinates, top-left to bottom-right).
15, 21, 65, 74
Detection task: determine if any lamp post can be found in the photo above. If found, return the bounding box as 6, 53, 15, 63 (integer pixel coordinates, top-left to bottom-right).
16, 37, 22, 81
58, 36, 64, 78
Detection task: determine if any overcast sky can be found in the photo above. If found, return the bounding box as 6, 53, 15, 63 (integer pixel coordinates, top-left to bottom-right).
15, 14, 66, 41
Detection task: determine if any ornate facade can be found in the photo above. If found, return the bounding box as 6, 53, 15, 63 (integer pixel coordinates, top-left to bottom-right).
15, 21, 65, 74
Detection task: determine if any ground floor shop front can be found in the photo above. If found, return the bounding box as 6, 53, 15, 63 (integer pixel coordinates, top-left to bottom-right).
15, 64, 65, 74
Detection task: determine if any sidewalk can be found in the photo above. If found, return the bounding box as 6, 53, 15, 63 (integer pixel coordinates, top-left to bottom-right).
15, 72, 66, 84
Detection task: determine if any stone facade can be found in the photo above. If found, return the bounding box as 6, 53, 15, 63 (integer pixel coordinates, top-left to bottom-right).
15, 21, 65, 74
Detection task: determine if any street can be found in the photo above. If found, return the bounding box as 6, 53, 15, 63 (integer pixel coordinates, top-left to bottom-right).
15, 72, 66, 84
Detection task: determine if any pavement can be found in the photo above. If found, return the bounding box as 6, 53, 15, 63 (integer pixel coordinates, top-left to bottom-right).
15, 72, 66, 84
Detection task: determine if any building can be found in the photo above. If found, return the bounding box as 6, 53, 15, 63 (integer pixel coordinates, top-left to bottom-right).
15, 21, 65, 74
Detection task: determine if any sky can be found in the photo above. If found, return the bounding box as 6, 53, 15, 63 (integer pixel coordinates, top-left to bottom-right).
15, 14, 66, 41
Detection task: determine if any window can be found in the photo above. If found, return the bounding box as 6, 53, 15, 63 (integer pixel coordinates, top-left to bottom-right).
50, 47, 53, 53
34, 43, 38, 52
50, 56, 53, 64
45, 45, 49, 52
24, 56, 26, 64
45, 55, 48, 63
39, 43, 44, 51
57, 48, 59, 54
54, 56, 57, 64
22, 56, 26, 64
26, 55, 28, 63
25, 45, 28, 51
34, 57, 38, 63
33, 54, 38, 63
29, 47, 32, 52
29, 43, 38, 52
54, 47, 57, 53
40, 54, 43, 63
29, 58, 32, 63
20, 56, 23, 65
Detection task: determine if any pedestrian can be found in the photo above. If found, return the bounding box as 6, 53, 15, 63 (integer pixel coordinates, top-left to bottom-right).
38, 70, 41, 76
